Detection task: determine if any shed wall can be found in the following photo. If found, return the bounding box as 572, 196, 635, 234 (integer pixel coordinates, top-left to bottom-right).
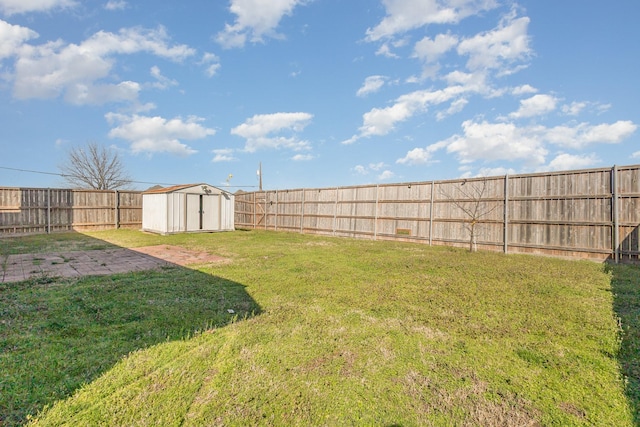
167, 193, 187, 233
221, 193, 235, 231
142, 194, 168, 233
142, 187, 234, 234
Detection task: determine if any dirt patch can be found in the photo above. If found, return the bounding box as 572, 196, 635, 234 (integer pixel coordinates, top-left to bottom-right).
130, 245, 229, 266
1, 245, 229, 283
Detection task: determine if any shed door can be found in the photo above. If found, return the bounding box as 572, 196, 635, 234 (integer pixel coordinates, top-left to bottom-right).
202, 194, 220, 230
186, 194, 201, 231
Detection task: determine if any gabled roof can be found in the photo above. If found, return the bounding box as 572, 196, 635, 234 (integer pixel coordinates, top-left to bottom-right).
143, 183, 209, 194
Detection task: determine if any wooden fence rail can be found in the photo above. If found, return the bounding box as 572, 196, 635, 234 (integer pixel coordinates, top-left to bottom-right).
0, 188, 142, 235
3, 165, 639, 263
235, 165, 640, 262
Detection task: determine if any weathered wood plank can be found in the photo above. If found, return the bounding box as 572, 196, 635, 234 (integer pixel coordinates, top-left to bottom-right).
234, 165, 640, 261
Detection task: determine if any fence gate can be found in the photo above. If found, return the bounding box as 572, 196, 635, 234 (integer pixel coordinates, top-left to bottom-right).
254, 192, 266, 228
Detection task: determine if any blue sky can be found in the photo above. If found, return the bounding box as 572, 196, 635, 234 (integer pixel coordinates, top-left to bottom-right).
0, 0, 638, 191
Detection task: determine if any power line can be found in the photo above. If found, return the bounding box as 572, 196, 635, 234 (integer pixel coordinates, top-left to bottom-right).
0, 165, 258, 188
0, 166, 61, 177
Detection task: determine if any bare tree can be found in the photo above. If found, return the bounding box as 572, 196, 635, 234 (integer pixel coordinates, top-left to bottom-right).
59, 142, 132, 190
440, 178, 501, 252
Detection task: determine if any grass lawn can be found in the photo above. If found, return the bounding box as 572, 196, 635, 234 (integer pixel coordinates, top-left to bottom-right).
0, 229, 638, 426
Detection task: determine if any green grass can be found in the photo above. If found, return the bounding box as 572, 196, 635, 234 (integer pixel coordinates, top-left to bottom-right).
0, 232, 116, 256
611, 263, 640, 424
0, 229, 637, 425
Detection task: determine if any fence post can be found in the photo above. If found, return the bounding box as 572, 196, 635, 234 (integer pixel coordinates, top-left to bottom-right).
612, 165, 619, 263
265, 191, 268, 230
47, 188, 51, 234
429, 181, 434, 246
275, 190, 278, 231
504, 174, 509, 254
115, 190, 120, 229
374, 184, 379, 240
300, 189, 305, 234
333, 187, 339, 236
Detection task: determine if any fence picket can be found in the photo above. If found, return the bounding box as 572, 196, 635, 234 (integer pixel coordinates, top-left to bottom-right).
234, 165, 640, 262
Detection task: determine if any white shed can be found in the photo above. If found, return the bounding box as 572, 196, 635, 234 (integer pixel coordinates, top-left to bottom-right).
142, 183, 234, 235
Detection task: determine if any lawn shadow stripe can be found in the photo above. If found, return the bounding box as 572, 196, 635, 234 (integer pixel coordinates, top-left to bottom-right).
609, 262, 640, 425
0, 232, 261, 426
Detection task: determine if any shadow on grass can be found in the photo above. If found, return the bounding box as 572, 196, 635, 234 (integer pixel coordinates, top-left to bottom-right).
609, 261, 640, 425
0, 232, 261, 426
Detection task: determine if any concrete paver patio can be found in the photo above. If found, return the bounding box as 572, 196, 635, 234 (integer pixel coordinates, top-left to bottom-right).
1, 245, 228, 283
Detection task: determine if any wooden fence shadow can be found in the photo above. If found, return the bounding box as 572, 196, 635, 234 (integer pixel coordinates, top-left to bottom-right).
608, 259, 640, 424
616, 224, 640, 263
0, 232, 261, 426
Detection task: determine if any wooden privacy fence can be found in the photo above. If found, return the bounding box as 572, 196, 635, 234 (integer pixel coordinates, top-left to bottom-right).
0, 187, 142, 235
235, 165, 640, 262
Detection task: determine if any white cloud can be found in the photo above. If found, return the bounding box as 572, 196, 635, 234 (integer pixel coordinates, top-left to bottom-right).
354, 165, 368, 175
200, 52, 221, 77
474, 166, 516, 177
410, 119, 637, 168
510, 94, 558, 119
106, 113, 215, 156
560, 101, 610, 117
511, 84, 537, 95
356, 75, 386, 97
539, 153, 600, 172
632, 151, 640, 159
396, 146, 439, 165
436, 97, 468, 120
292, 153, 313, 161
65, 81, 140, 105
413, 33, 458, 63
104, 0, 127, 11
357, 103, 413, 138
374, 38, 408, 58
216, 0, 306, 49
378, 170, 395, 180
231, 112, 313, 152
0, 0, 76, 15
442, 70, 493, 94
343, 85, 468, 144
544, 120, 637, 149
149, 66, 178, 90
81, 26, 195, 60
366, 0, 498, 41
457, 13, 531, 73
212, 148, 237, 162
0, 19, 38, 60
375, 43, 399, 58
432, 120, 548, 165
561, 101, 586, 116
10, 26, 194, 104
232, 112, 312, 138
205, 63, 221, 78
130, 102, 157, 113
353, 163, 388, 175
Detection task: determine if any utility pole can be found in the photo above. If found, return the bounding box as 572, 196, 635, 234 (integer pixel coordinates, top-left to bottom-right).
258, 162, 263, 190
